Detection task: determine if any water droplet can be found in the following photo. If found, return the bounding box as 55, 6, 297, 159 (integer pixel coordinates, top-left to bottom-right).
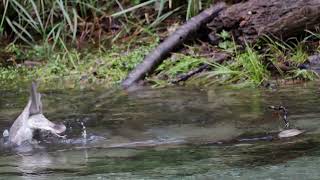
81, 122, 87, 144
3, 129, 9, 137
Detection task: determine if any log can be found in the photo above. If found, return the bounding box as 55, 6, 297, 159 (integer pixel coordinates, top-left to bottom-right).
207, 0, 320, 43
121, 2, 226, 89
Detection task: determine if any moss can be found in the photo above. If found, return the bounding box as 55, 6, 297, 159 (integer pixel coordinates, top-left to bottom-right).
1, 33, 320, 90
0, 44, 154, 89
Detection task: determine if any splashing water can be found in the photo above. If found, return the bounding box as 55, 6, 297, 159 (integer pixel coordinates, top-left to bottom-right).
81, 122, 87, 144
2, 129, 9, 138
1, 85, 320, 179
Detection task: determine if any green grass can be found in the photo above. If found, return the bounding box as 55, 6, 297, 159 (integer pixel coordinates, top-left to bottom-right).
1, 36, 319, 89
156, 54, 203, 78
0, 0, 216, 89
290, 44, 308, 66
0, 0, 208, 48
199, 45, 270, 87
266, 37, 308, 67
0, 43, 155, 89
144, 54, 204, 87
288, 69, 319, 81
1, 2, 320, 89
262, 35, 318, 81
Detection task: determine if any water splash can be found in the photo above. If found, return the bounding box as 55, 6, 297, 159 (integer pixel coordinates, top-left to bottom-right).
2, 129, 9, 144
81, 122, 87, 144
2, 129, 9, 138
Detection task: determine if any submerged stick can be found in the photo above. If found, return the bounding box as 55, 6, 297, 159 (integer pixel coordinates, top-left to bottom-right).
121, 2, 226, 89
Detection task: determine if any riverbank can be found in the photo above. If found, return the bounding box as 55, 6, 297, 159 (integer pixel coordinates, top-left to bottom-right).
1, 34, 319, 90
1, 1, 319, 90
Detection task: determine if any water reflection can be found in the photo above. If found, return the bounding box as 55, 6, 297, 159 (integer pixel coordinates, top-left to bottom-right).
0, 83, 320, 179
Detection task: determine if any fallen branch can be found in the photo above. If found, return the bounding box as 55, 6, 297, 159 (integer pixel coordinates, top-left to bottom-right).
208, 0, 320, 44
172, 52, 230, 84
172, 64, 209, 84
121, 2, 226, 89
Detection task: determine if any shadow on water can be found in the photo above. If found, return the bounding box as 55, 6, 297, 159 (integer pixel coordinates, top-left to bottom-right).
1, 83, 320, 179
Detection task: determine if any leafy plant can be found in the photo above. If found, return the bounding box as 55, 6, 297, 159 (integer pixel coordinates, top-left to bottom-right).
263, 35, 310, 77
288, 69, 319, 81
289, 44, 308, 66
219, 30, 230, 40
155, 54, 203, 80
238, 46, 269, 84
1, 0, 164, 48
217, 30, 236, 53
202, 45, 269, 86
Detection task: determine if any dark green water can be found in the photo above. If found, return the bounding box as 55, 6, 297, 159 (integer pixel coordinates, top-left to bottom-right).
1, 83, 320, 179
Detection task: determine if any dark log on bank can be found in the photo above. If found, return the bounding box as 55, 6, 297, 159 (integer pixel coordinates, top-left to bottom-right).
121, 2, 226, 89
208, 0, 320, 44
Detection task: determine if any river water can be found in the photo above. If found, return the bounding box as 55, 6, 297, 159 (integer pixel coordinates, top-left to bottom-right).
0, 83, 320, 179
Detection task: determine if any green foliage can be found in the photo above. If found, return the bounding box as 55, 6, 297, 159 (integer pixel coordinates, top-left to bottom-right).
2, 1, 320, 89
155, 54, 203, 79
0, 0, 156, 47
88, 46, 150, 83
202, 45, 269, 87
2, 0, 79, 45
0, 66, 29, 81
288, 69, 319, 81
264, 36, 309, 67
238, 46, 269, 84
290, 44, 308, 66
217, 30, 236, 53
186, 0, 213, 20
186, 0, 201, 20
5, 43, 53, 62
263, 35, 315, 79
0, 0, 211, 48
0, 43, 153, 87
218, 30, 230, 40
305, 30, 320, 52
